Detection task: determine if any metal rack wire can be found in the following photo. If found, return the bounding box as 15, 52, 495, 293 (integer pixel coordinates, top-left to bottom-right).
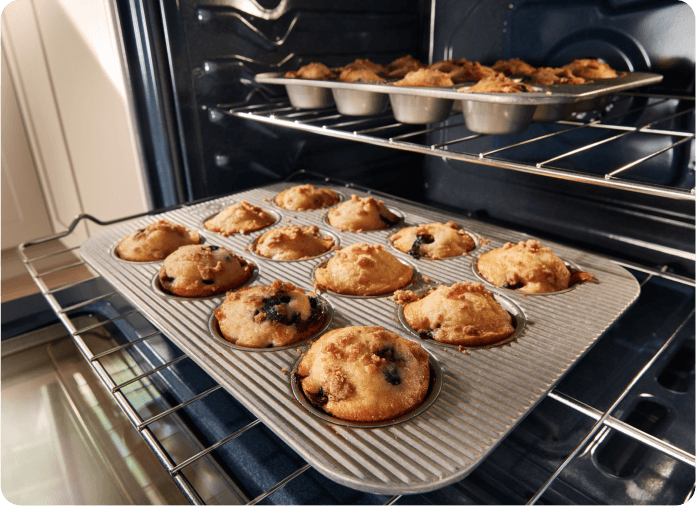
16, 181, 695, 504
213, 92, 695, 201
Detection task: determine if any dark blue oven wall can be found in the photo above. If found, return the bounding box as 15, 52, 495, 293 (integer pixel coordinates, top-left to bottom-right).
424, 0, 694, 277
116, 0, 432, 208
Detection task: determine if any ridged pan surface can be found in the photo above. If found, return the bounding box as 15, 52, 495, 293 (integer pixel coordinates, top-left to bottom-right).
79, 182, 640, 494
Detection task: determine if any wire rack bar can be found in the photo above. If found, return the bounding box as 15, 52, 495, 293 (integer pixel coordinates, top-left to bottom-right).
247, 464, 312, 505
547, 390, 695, 466
527, 309, 695, 505
139, 385, 222, 430
72, 310, 140, 336
223, 95, 694, 200
35, 259, 87, 277
57, 292, 119, 314
90, 330, 164, 360
170, 419, 262, 474
112, 354, 189, 392
22, 244, 81, 262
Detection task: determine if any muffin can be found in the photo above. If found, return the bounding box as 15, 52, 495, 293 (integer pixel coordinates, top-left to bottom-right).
314, 243, 413, 296
158, 245, 253, 297
298, 325, 430, 422
284, 62, 336, 80
390, 221, 475, 259
204, 201, 275, 236
115, 220, 201, 262
450, 60, 498, 82
464, 75, 535, 93
477, 240, 571, 293
274, 184, 339, 211
252, 225, 335, 261
491, 58, 536, 76
214, 280, 326, 348
337, 58, 388, 76
561, 59, 619, 79
529, 67, 586, 85
327, 195, 400, 232
387, 55, 425, 78
396, 283, 515, 346
395, 68, 454, 87
338, 67, 385, 83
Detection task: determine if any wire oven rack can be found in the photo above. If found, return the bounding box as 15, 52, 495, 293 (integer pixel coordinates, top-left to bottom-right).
210, 91, 695, 201
17, 175, 695, 505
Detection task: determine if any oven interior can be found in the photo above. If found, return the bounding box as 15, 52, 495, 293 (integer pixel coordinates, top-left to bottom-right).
10, 0, 696, 503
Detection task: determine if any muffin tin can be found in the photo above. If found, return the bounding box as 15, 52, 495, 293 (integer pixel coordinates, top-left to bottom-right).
80, 181, 640, 494
255, 71, 663, 131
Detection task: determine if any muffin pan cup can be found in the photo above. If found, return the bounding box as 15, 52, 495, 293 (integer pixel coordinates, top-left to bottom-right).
255, 71, 662, 130
79, 181, 640, 494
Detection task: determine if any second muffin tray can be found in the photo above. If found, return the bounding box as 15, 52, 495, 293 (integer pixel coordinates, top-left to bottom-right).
79, 181, 640, 494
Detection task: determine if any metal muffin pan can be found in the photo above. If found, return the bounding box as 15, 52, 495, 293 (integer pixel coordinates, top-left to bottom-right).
256, 71, 662, 128
79, 181, 640, 494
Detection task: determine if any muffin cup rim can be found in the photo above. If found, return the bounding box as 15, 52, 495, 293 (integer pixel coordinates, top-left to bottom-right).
290, 352, 443, 428
151, 261, 259, 301
471, 254, 584, 296
207, 294, 334, 352
396, 285, 527, 350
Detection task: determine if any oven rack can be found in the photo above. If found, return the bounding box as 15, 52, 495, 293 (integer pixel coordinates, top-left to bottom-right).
211, 91, 695, 201
17, 181, 695, 505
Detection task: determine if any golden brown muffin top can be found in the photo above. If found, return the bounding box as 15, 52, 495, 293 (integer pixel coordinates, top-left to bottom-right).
274, 184, 339, 211
395, 68, 454, 87
327, 195, 399, 232
491, 58, 537, 76
529, 67, 586, 85
204, 201, 275, 236
284, 62, 336, 80
387, 55, 426, 78
251, 225, 335, 261
115, 220, 201, 262
390, 221, 475, 259
298, 325, 430, 422
463, 74, 535, 93
561, 59, 619, 79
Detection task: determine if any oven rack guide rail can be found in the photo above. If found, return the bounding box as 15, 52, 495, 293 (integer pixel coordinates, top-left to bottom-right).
17, 180, 696, 505
210, 91, 695, 201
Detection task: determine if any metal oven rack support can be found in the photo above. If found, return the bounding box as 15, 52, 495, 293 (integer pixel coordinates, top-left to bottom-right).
212, 92, 695, 201
17, 180, 696, 505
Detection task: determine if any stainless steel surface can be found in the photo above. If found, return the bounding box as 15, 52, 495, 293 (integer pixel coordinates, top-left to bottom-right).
221, 97, 695, 201
389, 93, 453, 124
461, 100, 536, 134
332, 87, 388, 116
76, 182, 641, 494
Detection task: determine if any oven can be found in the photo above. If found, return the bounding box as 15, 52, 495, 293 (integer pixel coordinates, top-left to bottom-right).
4, 0, 694, 504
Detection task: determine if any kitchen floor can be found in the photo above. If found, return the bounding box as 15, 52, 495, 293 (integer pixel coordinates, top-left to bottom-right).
2, 318, 245, 505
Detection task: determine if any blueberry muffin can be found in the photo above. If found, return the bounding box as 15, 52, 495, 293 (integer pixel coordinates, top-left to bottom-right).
463, 74, 535, 93
251, 225, 335, 261
387, 55, 425, 79
274, 184, 339, 211
158, 245, 253, 297
204, 201, 275, 236
477, 240, 571, 293
390, 221, 475, 259
491, 58, 536, 76
396, 282, 515, 346
314, 243, 412, 296
529, 67, 586, 85
449, 59, 498, 82
115, 220, 201, 262
214, 280, 326, 348
298, 325, 430, 422
327, 195, 400, 232
395, 68, 454, 87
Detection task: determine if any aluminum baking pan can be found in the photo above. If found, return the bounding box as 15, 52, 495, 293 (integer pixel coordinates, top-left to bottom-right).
389, 93, 453, 124
460, 100, 537, 134
79, 181, 640, 494
255, 71, 662, 106
332, 87, 388, 116
285, 81, 334, 109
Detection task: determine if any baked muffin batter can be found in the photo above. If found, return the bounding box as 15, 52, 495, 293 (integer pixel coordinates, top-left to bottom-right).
561, 59, 619, 79
338, 68, 385, 83
115, 220, 201, 262
158, 244, 253, 297
491, 58, 537, 76
529, 67, 586, 85
395, 68, 454, 87
338, 58, 388, 76
204, 201, 275, 236
214, 280, 325, 348
252, 225, 335, 261
387, 55, 425, 78
450, 60, 498, 82
314, 243, 412, 296
477, 240, 571, 293
390, 221, 475, 259
397, 283, 515, 346
464, 75, 535, 93
298, 325, 430, 422
284, 62, 336, 80
274, 184, 339, 211
327, 195, 400, 232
